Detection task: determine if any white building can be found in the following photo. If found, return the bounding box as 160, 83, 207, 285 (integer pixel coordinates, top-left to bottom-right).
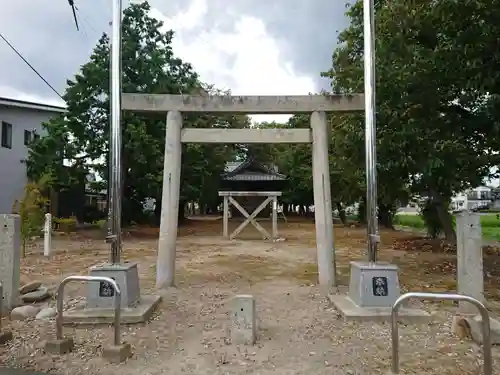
0, 97, 66, 214
451, 185, 492, 211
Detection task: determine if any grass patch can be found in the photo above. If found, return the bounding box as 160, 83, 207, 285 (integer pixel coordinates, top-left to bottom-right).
394, 215, 427, 229
394, 213, 500, 240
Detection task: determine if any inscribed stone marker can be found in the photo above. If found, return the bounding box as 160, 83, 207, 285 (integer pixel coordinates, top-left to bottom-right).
456, 212, 483, 315
0, 215, 21, 311
231, 294, 257, 345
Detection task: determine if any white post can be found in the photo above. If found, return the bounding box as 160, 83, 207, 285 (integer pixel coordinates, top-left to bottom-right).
311, 111, 336, 288
272, 196, 278, 239
43, 213, 52, 257
223, 196, 229, 238
157, 111, 182, 289
456, 211, 483, 315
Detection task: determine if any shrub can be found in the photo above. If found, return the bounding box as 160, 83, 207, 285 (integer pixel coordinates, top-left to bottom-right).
94, 219, 107, 230
54, 216, 78, 233
12, 175, 50, 257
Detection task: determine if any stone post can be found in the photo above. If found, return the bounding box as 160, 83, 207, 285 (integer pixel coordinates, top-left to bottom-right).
44, 213, 52, 257
272, 196, 278, 239
223, 196, 229, 238
456, 211, 483, 315
231, 295, 257, 345
0, 215, 21, 311
452, 211, 500, 344
157, 111, 182, 289
311, 111, 336, 289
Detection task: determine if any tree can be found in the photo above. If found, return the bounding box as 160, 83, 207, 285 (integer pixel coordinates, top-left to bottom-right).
322, 0, 500, 240
12, 175, 51, 257
258, 114, 364, 223
27, 1, 248, 224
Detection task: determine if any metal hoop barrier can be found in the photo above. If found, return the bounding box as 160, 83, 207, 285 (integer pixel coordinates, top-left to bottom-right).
391, 292, 492, 375
56, 276, 122, 346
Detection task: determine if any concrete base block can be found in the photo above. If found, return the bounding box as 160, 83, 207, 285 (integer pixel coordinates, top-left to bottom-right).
87, 262, 140, 309
63, 295, 161, 325
328, 261, 431, 322
0, 330, 13, 345
348, 261, 400, 307
44, 337, 74, 354
102, 343, 132, 363
231, 295, 257, 345
466, 314, 500, 345
329, 295, 431, 323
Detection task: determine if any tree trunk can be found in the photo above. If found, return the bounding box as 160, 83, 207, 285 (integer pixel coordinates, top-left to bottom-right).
357, 197, 367, 224
336, 202, 347, 225
153, 196, 162, 226
306, 205, 314, 218
208, 203, 218, 215
283, 204, 289, 216
431, 190, 456, 242
378, 203, 395, 229
178, 201, 186, 224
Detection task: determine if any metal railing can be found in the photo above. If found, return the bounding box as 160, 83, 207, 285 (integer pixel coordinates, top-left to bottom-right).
56, 276, 122, 346
391, 292, 492, 375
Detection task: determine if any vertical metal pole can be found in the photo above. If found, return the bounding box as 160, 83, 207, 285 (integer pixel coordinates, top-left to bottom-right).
107, 0, 123, 264
113, 285, 122, 346
56, 281, 65, 340
363, 0, 379, 263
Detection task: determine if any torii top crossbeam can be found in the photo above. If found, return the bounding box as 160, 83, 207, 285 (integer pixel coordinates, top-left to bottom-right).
122, 94, 364, 114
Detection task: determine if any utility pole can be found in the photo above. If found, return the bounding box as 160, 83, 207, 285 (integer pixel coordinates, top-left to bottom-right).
363, 0, 379, 263
106, 0, 123, 263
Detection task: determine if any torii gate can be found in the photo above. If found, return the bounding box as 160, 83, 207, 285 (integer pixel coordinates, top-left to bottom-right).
122, 93, 364, 289
108, 0, 409, 321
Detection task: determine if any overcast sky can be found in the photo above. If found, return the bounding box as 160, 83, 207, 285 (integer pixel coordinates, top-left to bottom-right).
0, 0, 350, 108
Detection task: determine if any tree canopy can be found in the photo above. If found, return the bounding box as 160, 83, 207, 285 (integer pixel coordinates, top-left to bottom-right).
27, 1, 249, 223
26, 0, 500, 240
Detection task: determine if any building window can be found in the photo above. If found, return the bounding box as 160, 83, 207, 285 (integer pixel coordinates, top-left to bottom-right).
480, 191, 490, 200
1, 121, 12, 149
24, 130, 32, 145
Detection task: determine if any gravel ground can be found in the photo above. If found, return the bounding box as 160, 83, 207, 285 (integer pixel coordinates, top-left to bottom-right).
0, 219, 498, 374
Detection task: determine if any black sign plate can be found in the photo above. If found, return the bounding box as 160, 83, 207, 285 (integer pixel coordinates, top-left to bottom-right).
98, 277, 116, 297
372, 276, 388, 297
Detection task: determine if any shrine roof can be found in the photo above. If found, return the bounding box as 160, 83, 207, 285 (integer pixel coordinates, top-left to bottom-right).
222, 158, 287, 181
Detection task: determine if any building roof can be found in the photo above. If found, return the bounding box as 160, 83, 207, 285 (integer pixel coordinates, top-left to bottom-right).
0, 96, 67, 113
222, 158, 287, 181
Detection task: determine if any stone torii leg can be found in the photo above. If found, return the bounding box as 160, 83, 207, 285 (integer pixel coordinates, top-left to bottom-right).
157, 110, 182, 289
311, 111, 336, 289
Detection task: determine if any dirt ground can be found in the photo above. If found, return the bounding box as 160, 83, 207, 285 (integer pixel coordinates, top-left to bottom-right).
1, 217, 500, 374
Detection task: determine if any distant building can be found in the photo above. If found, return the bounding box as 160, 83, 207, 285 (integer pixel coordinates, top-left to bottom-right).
0, 97, 65, 214
220, 158, 287, 217
451, 185, 492, 211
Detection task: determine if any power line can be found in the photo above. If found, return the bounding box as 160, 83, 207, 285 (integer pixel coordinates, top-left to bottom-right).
0, 31, 64, 100
68, 0, 80, 31
75, 6, 98, 34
